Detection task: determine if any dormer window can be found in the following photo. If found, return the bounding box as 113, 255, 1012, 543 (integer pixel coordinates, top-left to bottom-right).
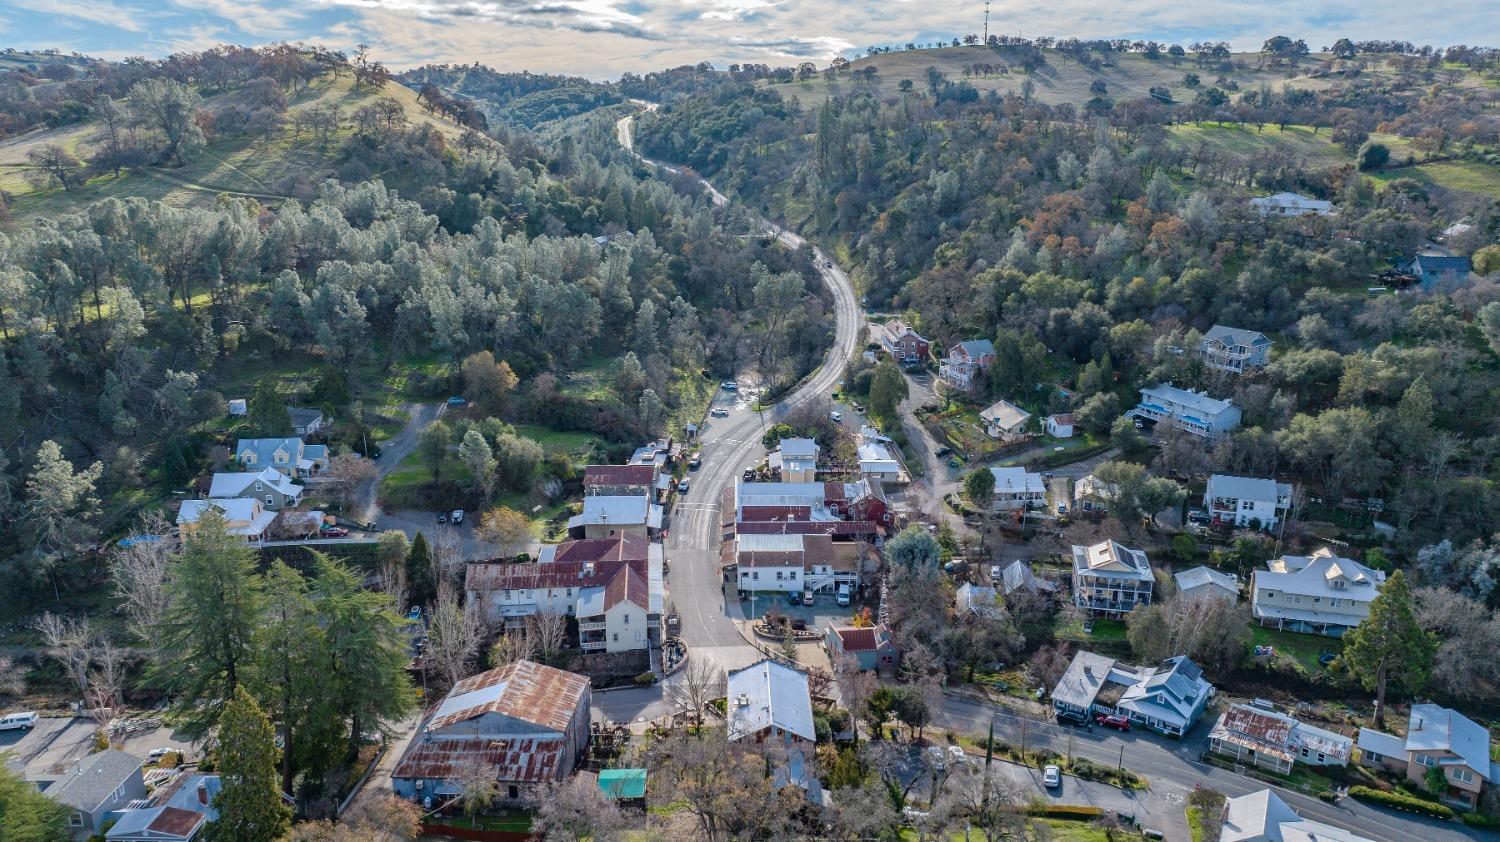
1329, 579, 1346, 590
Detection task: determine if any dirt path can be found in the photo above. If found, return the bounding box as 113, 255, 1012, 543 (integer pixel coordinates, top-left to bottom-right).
354, 402, 443, 523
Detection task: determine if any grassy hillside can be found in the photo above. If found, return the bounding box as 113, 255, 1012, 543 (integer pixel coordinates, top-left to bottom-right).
0, 74, 468, 218
764, 46, 1357, 107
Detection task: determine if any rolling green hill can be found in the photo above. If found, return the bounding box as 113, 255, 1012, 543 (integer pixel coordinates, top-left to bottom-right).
0, 74, 469, 218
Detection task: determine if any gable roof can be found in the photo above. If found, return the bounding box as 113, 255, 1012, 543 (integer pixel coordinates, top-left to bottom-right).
583, 465, 657, 487
426, 660, 589, 733
980, 399, 1030, 429
882, 319, 927, 342
779, 438, 819, 459
1052, 650, 1116, 711
46, 750, 143, 812
1410, 254, 1472, 273
989, 466, 1045, 495
1222, 788, 1372, 842
1072, 540, 1152, 582
602, 565, 649, 611
1407, 704, 1492, 777
568, 495, 654, 527
1139, 383, 1237, 418
546, 534, 653, 565
1260, 548, 1385, 600
952, 339, 996, 359
1207, 474, 1291, 502
1203, 324, 1272, 348
1047, 413, 1074, 427
828, 623, 895, 653
208, 467, 300, 499
392, 735, 569, 785
235, 437, 304, 464
287, 407, 323, 428
1001, 560, 1056, 594
1174, 566, 1238, 596
726, 659, 815, 742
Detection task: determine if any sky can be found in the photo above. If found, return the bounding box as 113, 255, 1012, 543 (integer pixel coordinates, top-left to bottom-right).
4, 0, 1499, 80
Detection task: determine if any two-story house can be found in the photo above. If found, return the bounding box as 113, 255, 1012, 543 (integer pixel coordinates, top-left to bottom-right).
980, 399, 1031, 441
106, 774, 221, 842
1051, 652, 1212, 736
576, 565, 651, 654
44, 750, 146, 839
989, 466, 1047, 511
1071, 540, 1153, 618
1204, 474, 1293, 531
773, 438, 820, 483
1200, 325, 1273, 374
566, 494, 663, 539
879, 319, 930, 364
1132, 384, 1242, 440
731, 479, 891, 536
938, 339, 996, 392
286, 407, 325, 437
1221, 789, 1373, 842
1358, 704, 1498, 810
582, 465, 657, 498
1251, 548, 1385, 637
824, 623, 900, 674
1210, 702, 1351, 775
207, 467, 303, 510
176, 498, 277, 542
392, 660, 591, 807
733, 533, 868, 595
235, 437, 328, 478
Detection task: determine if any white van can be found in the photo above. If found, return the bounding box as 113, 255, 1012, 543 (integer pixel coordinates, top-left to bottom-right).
0, 712, 38, 731
836, 584, 851, 607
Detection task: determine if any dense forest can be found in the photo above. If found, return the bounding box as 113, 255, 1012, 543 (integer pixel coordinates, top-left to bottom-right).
636, 40, 1500, 560
0, 45, 834, 609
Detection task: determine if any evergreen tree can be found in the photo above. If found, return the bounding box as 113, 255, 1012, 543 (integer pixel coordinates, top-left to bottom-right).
246, 378, 289, 438
0, 759, 70, 842
250, 562, 341, 795
867, 360, 908, 429
311, 556, 416, 756
963, 468, 995, 507
1341, 570, 1436, 726
150, 508, 264, 736
407, 532, 435, 607
206, 687, 291, 842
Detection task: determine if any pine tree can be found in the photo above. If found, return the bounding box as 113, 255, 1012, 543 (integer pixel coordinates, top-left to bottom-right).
206, 687, 291, 842
0, 758, 70, 841
245, 378, 289, 438
311, 555, 416, 756
407, 532, 435, 607
149, 508, 263, 736
1341, 570, 1436, 726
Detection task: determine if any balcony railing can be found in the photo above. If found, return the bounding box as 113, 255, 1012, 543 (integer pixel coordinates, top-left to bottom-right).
581, 639, 606, 651
578, 621, 606, 632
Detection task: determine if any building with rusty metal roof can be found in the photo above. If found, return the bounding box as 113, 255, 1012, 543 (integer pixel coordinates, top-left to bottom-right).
1210, 702, 1351, 775
392, 660, 591, 807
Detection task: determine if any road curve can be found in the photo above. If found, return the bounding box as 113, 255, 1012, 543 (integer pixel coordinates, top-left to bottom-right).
610, 103, 865, 689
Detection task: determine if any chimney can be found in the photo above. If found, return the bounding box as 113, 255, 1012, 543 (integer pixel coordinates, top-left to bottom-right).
197, 782, 208, 806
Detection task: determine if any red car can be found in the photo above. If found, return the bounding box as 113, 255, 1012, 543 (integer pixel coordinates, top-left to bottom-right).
321, 526, 349, 538
1095, 714, 1131, 731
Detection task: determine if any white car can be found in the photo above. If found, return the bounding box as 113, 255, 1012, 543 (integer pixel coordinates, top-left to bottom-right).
829, 411, 843, 423
926, 745, 946, 769
1042, 764, 1061, 788
710, 407, 729, 417
147, 747, 172, 760
947, 745, 967, 765
0, 712, 38, 731
450, 510, 465, 525
989, 564, 1002, 581
721, 381, 739, 391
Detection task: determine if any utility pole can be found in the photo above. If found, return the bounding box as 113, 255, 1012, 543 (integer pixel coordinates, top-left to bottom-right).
983, 1, 990, 45
1118, 743, 1125, 772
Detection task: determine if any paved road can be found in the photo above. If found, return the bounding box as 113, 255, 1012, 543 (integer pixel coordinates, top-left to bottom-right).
932, 693, 1486, 842
601, 104, 864, 715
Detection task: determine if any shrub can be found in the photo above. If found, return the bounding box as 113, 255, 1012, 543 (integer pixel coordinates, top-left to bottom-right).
1348, 786, 1455, 819
633, 672, 657, 686
1461, 812, 1500, 829
1027, 804, 1104, 819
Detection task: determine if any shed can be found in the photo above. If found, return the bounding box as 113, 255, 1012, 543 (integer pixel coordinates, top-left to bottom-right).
597, 768, 647, 803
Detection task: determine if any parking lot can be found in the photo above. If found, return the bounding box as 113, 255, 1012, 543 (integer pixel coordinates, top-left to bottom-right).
2, 716, 197, 778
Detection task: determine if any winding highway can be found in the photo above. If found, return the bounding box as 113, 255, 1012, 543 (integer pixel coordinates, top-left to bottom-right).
593, 105, 865, 724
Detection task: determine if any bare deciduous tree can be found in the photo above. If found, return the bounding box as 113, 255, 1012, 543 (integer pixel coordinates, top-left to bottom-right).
532, 774, 626, 842
938, 764, 1027, 842
325, 453, 378, 510
490, 631, 537, 668
669, 658, 724, 726
0, 656, 26, 698
35, 612, 91, 701
87, 638, 129, 726
430, 527, 465, 590
524, 610, 568, 665
425, 581, 484, 691
110, 514, 175, 641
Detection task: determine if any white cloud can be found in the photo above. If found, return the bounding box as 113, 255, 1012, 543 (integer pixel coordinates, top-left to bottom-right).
169, 0, 307, 38
10, 0, 147, 33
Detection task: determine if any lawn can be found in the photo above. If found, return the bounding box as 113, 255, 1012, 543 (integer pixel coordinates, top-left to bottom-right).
1248, 625, 1342, 676
509, 424, 604, 458
1168, 123, 1349, 167
1186, 806, 1209, 842
1371, 158, 1500, 199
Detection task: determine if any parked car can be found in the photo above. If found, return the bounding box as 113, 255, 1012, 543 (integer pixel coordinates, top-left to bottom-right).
1042, 764, 1061, 788
446, 396, 467, 406
450, 509, 465, 525
989, 564, 1002, 581
947, 745, 967, 765
436, 512, 448, 524
852, 403, 865, 412
829, 411, 844, 423
935, 446, 952, 457
802, 591, 815, 606
721, 381, 739, 391
836, 584, 851, 606
743, 469, 756, 481
926, 745, 947, 769
321, 526, 349, 538
1096, 714, 1131, 731
689, 454, 702, 470
0, 712, 38, 731
677, 478, 690, 493
146, 747, 172, 760
710, 407, 729, 417
787, 591, 802, 606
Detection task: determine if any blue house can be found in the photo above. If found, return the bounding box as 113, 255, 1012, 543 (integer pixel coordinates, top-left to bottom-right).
1406, 254, 1472, 291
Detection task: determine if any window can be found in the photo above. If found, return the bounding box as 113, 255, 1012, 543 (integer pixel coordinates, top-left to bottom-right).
70, 813, 83, 827
776, 572, 784, 581
1455, 769, 1474, 784
508, 785, 519, 800
1417, 754, 1437, 768
1312, 597, 1320, 604
752, 572, 759, 580
612, 634, 618, 642
789, 571, 797, 580
267, 496, 274, 506
1330, 579, 1346, 590
623, 614, 629, 624
566, 588, 572, 597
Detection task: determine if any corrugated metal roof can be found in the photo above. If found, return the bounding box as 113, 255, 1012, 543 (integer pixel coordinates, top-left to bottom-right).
726, 659, 815, 742
584, 465, 656, 486
466, 557, 647, 592
392, 735, 567, 783
603, 565, 648, 611
427, 660, 589, 733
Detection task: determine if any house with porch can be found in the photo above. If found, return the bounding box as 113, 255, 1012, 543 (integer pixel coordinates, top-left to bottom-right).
980, 399, 1031, 441
106, 774, 221, 842
176, 498, 277, 542
1070, 540, 1153, 618
287, 407, 326, 437
234, 437, 328, 478
207, 467, 303, 510
733, 533, 868, 596
1200, 325, 1273, 374
938, 339, 996, 392
1132, 384, 1241, 440
1405, 253, 1472, 291
1051, 652, 1212, 737
1250, 547, 1385, 637
44, 750, 146, 840
392, 660, 591, 808
1205, 474, 1292, 531
1209, 702, 1351, 775
988, 466, 1047, 511
575, 565, 651, 654
1358, 704, 1499, 811
824, 623, 900, 675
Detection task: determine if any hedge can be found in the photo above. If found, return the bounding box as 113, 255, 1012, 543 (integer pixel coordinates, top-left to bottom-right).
1348, 786, 1455, 819
1027, 805, 1105, 820
1461, 812, 1500, 829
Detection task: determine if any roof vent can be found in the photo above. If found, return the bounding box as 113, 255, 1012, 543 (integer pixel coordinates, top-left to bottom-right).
736, 693, 751, 707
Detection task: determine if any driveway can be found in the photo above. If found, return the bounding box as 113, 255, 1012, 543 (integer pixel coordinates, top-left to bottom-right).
354, 402, 444, 524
